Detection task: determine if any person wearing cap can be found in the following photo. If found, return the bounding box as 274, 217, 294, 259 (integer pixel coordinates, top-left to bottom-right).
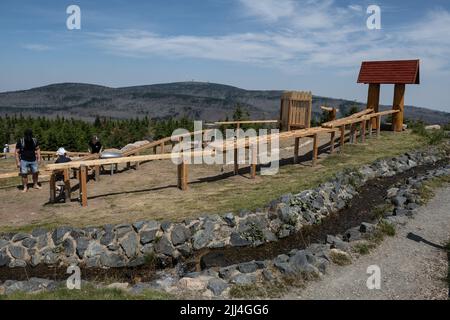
55, 147, 71, 164
2, 144, 9, 158
88, 136, 103, 154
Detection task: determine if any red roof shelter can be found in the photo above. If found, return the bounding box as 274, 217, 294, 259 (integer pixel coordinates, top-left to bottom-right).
357, 59, 420, 131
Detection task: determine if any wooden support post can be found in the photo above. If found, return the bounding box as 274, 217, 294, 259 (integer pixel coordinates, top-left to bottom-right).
135, 152, 140, 169
312, 133, 318, 166
49, 172, 56, 203
392, 84, 405, 132
368, 119, 373, 138
160, 142, 165, 154
94, 165, 100, 181
367, 83, 380, 129
63, 169, 71, 203
177, 160, 188, 190
294, 137, 300, 163
330, 131, 335, 153
361, 120, 366, 143
233, 147, 239, 175
376, 115, 381, 138
153, 146, 157, 154
250, 144, 257, 179
79, 165, 88, 207
340, 125, 345, 152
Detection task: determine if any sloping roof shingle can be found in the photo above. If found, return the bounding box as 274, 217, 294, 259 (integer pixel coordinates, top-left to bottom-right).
357, 60, 420, 84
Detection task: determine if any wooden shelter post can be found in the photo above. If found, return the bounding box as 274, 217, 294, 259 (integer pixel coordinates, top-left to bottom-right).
392, 84, 405, 132
367, 83, 380, 129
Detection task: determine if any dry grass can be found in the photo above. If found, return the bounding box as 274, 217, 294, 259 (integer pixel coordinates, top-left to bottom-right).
0, 131, 428, 233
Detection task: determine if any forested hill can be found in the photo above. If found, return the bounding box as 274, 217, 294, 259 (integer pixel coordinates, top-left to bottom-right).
0, 82, 449, 124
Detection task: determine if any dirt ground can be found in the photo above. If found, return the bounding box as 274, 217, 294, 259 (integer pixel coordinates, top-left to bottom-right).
286, 186, 450, 300
0, 131, 425, 232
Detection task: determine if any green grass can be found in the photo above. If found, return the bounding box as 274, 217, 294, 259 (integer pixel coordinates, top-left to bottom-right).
418, 175, 450, 204
0, 284, 173, 300
353, 242, 373, 255
330, 250, 352, 266
378, 220, 396, 237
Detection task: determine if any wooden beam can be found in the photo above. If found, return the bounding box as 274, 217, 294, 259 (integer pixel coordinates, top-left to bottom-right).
79, 165, 88, 207
63, 169, 71, 203
312, 133, 318, 166
392, 84, 405, 132
177, 161, 188, 190
214, 120, 279, 125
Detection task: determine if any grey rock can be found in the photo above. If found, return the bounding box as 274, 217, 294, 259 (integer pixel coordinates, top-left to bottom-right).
231, 273, 257, 285
154, 235, 175, 256
8, 245, 26, 260
255, 260, 268, 269
31, 228, 48, 237
223, 213, 236, 227
22, 237, 37, 249
344, 227, 362, 242
160, 222, 172, 232
207, 278, 229, 296
63, 238, 75, 257
0, 239, 9, 248
114, 224, 133, 238
392, 196, 407, 207
119, 232, 139, 259
0, 251, 11, 266
36, 235, 48, 249
43, 251, 58, 265
76, 237, 89, 258
177, 243, 192, 257
128, 257, 146, 267
193, 230, 212, 250
386, 187, 399, 198
85, 241, 105, 258
107, 243, 120, 251
262, 230, 277, 242
237, 261, 258, 273
86, 257, 100, 268
100, 253, 126, 268
406, 203, 420, 211
12, 233, 30, 242
394, 208, 409, 216
171, 224, 190, 246
132, 221, 146, 232
230, 232, 251, 247
9, 259, 27, 268
219, 265, 237, 280
140, 229, 158, 244
289, 250, 309, 272
360, 222, 376, 234
262, 269, 276, 281
52, 226, 72, 245
100, 231, 115, 246
30, 254, 41, 267
140, 243, 155, 255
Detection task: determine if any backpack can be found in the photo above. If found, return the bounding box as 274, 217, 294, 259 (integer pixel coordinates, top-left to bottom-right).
19, 137, 37, 153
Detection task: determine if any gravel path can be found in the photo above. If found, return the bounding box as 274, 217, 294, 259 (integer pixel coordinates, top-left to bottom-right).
288, 186, 450, 300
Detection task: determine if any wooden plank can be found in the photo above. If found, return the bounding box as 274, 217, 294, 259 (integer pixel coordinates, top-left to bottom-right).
312, 133, 318, 166
79, 165, 88, 207
214, 120, 279, 125
322, 109, 374, 128
393, 84, 405, 132
63, 169, 71, 203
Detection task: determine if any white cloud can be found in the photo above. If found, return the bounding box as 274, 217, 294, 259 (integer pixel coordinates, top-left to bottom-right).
94, 2, 450, 75
22, 44, 51, 51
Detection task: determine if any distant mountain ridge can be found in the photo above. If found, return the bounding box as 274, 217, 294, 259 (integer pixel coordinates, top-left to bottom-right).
0, 82, 449, 124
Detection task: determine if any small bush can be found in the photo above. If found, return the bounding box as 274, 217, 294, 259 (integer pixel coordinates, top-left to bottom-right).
354, 243, 371, 255
330, 250, 352, 266
378, 220, 396, 236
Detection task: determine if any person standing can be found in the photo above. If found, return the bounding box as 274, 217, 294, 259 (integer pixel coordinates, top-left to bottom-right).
15, 129, 41, 192
2, 144, 9, 159
88, 136, 103, 154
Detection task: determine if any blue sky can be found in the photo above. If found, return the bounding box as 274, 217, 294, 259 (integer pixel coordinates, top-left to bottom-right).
0, 0, 449, 112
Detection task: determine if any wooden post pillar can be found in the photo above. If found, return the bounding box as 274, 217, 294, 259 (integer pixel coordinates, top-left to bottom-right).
160, 142, 165, 154
340, 125, 345, 151
177, 159, 188, 190
94, 165, 100, 181
376, 115, 381, 138
79, 165, 88, 207
233, 146, 239, 175
368, 119, 373, 138
63, 169, 71, 203
250, 143, 257, 179
294, 137, 300, 163
49, 172, 56, 203
392, 84, 405, 132
367, 83, 380, 129
330, 131, 335, 153
361, 120, 366, 143
312, 133, 318, 166
135, 152, 140, 169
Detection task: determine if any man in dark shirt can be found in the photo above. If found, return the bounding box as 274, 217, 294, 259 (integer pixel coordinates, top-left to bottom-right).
15, 128, 41, 192
88, 136, 103, 154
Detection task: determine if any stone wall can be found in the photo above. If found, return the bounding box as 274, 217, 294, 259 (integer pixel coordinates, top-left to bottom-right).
0, 147, 448, 270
